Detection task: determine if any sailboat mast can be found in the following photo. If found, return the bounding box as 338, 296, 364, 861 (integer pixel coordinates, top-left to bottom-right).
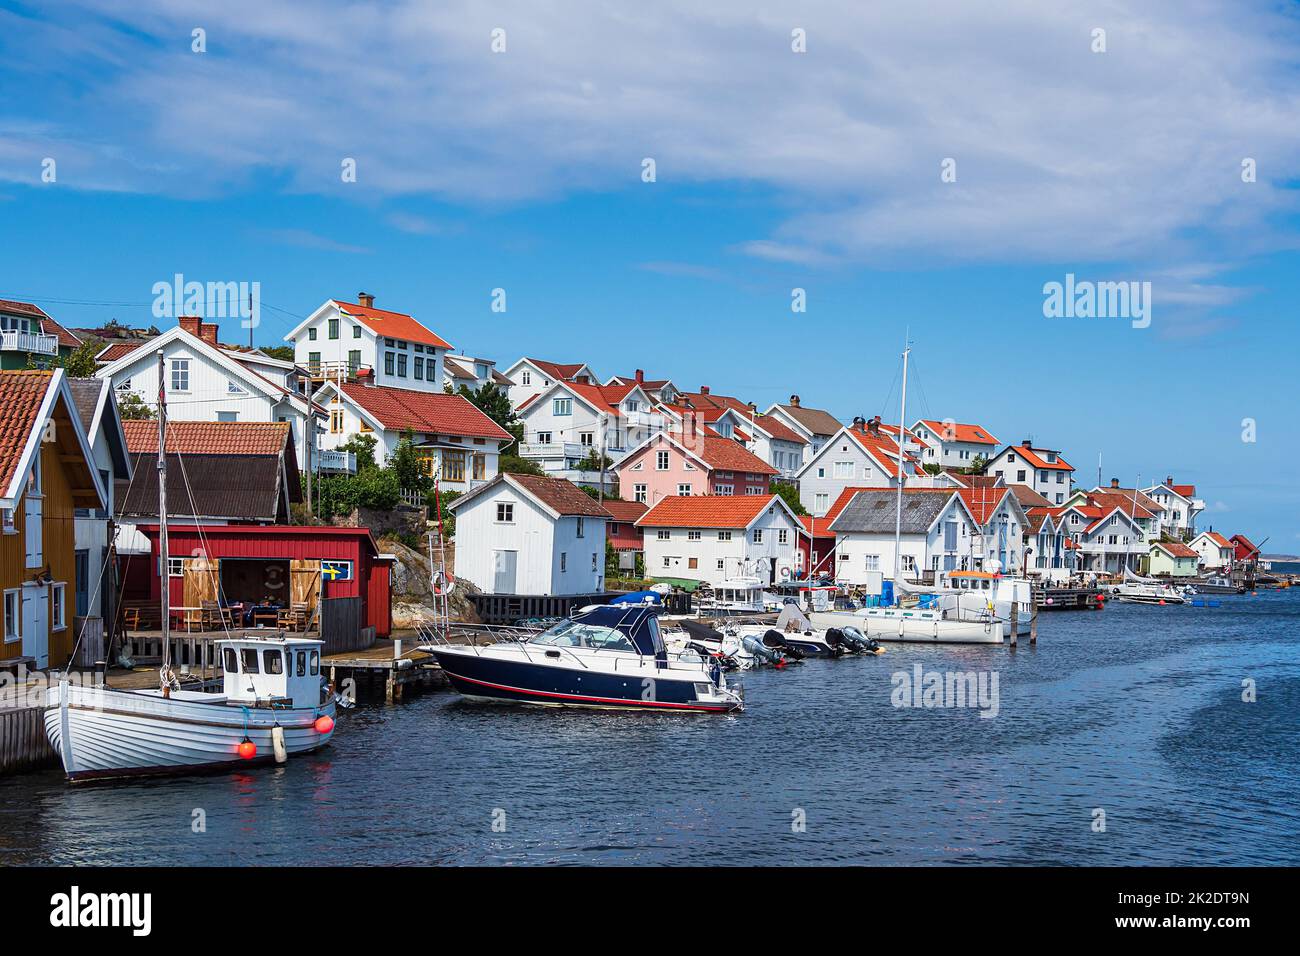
156, 350, 170, 678
892, 342, 910, 596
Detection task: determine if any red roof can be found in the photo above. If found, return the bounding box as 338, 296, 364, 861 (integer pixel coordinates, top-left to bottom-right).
97, 341, 146, 363
844, 424, 924, 478
694, 434, 778, 475
123, 420, 291, 456
798, 514, 837, 538
637, 494, 782, 529
749, 414, 807, 445
1152, 540, 1198, 559
504, 474, 610, 517
333, 300, 452, 350
601, 500, 649, 523
527, 358, 590, 381
958, 486, 1012, 524
338, 383, 513, 440
1002, 444, 1073, 471
1081, 491, 1156, 520
0, 371, 55, 493
1202, 531, 1233, 549
917, 420, 999, 446
1172, 484, 1197, 498
0, 299, 81, 348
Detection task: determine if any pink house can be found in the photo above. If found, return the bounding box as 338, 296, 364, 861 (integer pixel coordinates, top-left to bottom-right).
616, 427, 777, 507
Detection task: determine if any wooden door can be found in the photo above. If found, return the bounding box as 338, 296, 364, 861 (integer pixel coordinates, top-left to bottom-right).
182, 558, 219, 608
290, 559, 321, 614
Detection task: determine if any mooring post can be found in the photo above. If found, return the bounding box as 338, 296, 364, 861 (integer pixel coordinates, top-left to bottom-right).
1009, 601, 1018, 647
1030, 600, 1038, 644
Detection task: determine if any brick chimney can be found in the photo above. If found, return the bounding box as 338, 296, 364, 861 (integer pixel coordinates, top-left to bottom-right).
790, 394, 801, 407
198, 321, 218, 346
634, 369, 644, 383
867, 415, 881, 437
179, 315, 202, 337
1022, 438, 1033, 448
1165, 475, 1173, 486
358, 292, 374, 309
1111, 478, 1120, 488
699, 385, 710, 395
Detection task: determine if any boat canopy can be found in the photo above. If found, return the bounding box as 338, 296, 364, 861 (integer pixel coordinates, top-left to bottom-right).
609, 590, 663, 605
679, 619, 725, 643
567, 604, 665, 657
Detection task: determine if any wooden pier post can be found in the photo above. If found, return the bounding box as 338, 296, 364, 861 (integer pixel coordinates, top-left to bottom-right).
1030, 601, 1038, 645
1009, 602, 1018, 647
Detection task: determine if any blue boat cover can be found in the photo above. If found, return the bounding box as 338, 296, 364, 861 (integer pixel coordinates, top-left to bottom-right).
573, 604, 665, 658
609, 591, 663, 605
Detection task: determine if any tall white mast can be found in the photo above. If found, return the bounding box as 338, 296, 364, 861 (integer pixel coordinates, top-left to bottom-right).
892, 338, 910, 599
156, 349, 171, 693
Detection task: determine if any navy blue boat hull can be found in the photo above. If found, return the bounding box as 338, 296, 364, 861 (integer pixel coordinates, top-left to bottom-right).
429, 649, 735, 713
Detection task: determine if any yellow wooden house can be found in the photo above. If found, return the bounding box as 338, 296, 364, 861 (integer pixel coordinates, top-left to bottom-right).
1, 370, 106, 669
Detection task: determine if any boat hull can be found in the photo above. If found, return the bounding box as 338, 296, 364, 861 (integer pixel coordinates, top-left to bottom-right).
809, 610, 1004, 644
44, 684, 335, 782
428, 647, 740, 713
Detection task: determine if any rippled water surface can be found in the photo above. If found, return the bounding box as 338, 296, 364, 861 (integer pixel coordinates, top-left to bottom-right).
2, 591, 1297, 865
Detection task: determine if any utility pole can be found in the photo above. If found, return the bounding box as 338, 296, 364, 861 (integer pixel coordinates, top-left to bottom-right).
891, 337, 911, 599
305, 414, 313, 517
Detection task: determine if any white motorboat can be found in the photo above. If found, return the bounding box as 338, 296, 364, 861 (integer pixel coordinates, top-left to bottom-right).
695, 576, 770, 616
940, 570, 1034, 622
43, 351, 339, 782
46, 636, 338, 782
1110, 567, 1189, 604
810, 605, 1005, 643
419, 604, 744, 713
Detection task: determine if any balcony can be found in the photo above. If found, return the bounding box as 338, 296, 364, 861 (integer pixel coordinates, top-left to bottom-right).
316, 449, 356, 474
303, 361, 374, 385
520, 442, 586, 460
0, 330, 59, 355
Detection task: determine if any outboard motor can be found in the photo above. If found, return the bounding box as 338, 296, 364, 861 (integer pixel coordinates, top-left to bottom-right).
741, 635, 789, 667
840, 625, 884, 655
825, 628, 855, 654
761, 629, 807, 660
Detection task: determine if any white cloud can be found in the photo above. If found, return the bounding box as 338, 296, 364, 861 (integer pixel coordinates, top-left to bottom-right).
2, 0, 1299, 267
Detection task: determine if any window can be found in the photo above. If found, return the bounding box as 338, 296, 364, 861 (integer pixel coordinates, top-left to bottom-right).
592, 553, 599, 572
1017, 470, 1026, 482
752, 529, 763, 543
717, 559, 725, 570
330, 406, 344, 433
816, 467, 825, 478
576, 517, 585, 538
353, 324, 362, 339
677, 483, 692, 496
217, 411, 238, 423
626, 400, 639, 412
634, 484, 647, 503
297, 651, 307, 676
308, 351, 322, 371
900, 555, 917, 573
579, 432, 594, 447
687, 530, 701, 540
472, 454, 486, 480
169, 358, 190, 392
328, 317, 339, 339
496, 502, 514, 523
718, 531, 732, 541
778, 529, 788, 545
536, 431, 552, 444
553, 398, 572, 416
833, 461, 853, 479
414, 357, 424, 380
308, 327, 318, 341
657, 530, 670, 540
814, 493, 828, 514
864, 554, 880, 571
263, 649, 284, 674
3, 589, 19, 643
384, 352, 395, 375
522, 371, 531, 386
168, 557, 185, 576
560, 552, 567, 572
656, 451, 670, 470
347, 349, 362, 373
443, 451, 466, 482
310, 650, 319, 675
715, 484, 734, 494
396, 354, 408, 377
663, 556, 672, 568
321, 560, 353, 582
2, 509, 15, 534
227, 379, 246, 394
240, 648, 260, 673
688, 557, 698, 569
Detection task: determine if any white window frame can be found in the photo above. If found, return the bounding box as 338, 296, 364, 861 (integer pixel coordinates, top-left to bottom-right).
170, 358, 191, 393
3, 589, 19, 643
52, 582, 67, 631
496, 502, 515, 523
656, 451, 670, 471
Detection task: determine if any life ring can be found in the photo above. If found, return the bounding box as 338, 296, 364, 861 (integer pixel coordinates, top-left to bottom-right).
432, 568, 456, 596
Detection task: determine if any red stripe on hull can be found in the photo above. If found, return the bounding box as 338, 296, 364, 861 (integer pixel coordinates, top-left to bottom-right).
444, 671, 734, 713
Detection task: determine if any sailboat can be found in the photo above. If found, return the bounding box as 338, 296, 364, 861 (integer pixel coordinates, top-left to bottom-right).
44, 350, 339, 782
808, 340, 1005, 644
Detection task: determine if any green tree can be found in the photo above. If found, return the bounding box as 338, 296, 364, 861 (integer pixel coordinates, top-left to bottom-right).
963, 453, 988, 475
116, 390, 156, 420
336, 433, 379, 472
59, 340, 103, 378
259, 345, 295, 361
499, 454, 544, 476
457, 382, 523, 446
922, 462, 943, 476
581, 484, 621, 501
771, 480, 808, 516
428, 488, 461, 537
389, 430, 430, 491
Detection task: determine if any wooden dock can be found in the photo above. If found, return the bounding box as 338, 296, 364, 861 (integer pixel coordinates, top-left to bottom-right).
325, 638, 446, 704
1034, 587, 1106, 610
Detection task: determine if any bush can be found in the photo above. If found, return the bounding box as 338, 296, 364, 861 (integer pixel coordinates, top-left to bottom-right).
428, 488, 461, 537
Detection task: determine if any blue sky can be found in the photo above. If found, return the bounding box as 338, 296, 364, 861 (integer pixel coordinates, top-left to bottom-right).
2, 1, 1298, 546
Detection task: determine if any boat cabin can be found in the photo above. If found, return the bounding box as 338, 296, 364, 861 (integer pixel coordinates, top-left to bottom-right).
945, 570, 999, 592
220, 635, 325, 707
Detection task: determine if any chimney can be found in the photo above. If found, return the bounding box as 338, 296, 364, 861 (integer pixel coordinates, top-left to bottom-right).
790, 394, 801, 407
851, 415, 865, 428
1165, 475, 1173, 486
699, 385, 710, 395
198, 320, 218, 346
747, 401, 757, 414
1110, 478, 1120, 488
635, 369, 644, 383
357, 292, 374, 309
1022, 438, 1033, 448
179, 315, 202, 338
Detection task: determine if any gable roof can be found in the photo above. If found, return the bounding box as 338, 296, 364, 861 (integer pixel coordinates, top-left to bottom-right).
525, 358, 592, 381
67, 377, 132, 477
332, 299, 452, 350
122, 419, 293, 456
992, 443, 1073, 471
0, 369, 104, 510
622, 429, 778, 476
334, 383, 513, 440
958, 486, 1014, 525
1193, 530, 1233, 549
829, 489, 957, 535
1151, 540, 1198, 559
769, 402, 841, 438
636, 493, 792, 530
0, 298, 82, 348
840, 423, 925, 478
718, 408, 806, 445
117, 454, 294, 522
601, 500, 649, 523
914, 420, 1000, 446
449, 473, 609, 519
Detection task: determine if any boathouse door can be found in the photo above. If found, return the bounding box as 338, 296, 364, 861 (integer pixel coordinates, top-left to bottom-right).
21, 582, 49, 668
493, 550, 517, 593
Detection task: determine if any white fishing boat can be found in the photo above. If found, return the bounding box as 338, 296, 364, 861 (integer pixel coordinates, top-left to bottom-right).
1110, 567, 1189, 605
42, 351, 339, 782
695, 576, 769, 617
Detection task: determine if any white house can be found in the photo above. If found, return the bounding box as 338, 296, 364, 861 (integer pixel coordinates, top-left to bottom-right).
1057, 501, 1147, 574
516, 378, 662, 484
67, 378, 132, 631
313, 381, 513, 493
711, 407, 808, 480
1140, 478, 1204, 538
502, 357, 600, 411
636, 494, 803, 587
763, 395, 842, 465
449, 473, 610, 596
984, 440, 1074, 505
604, 370, 679, 405
797, 416, 947, 517
96, 318, 323, 472
828, 489, 981, 585
910, 419, 1000, 470
284, 293, 451, 397
444, 354, 511, 394
1188, 530, 1234, 570
956, 486, 1030, 574
1025, 509, 1078, 582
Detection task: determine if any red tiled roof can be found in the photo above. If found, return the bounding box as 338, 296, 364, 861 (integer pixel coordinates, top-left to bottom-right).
749, 414, 807, 445
798, 514, 837, 538
844, 424, 924, 478
1152, 540, 1198, 559
123, 420, 291, 456
1003, 444, 1073, 471
527, 358, 589, 381
637, 494, 781, 529
1202, 531, 1233, 549
506, 474, 610, 517
0, 299, 81, 348
1172, 484, 1197, 498
958, 486, 1011, 524
1082, 491, 1156, 520
338, 384, 513, 440
97, 341, 146, 363
917, 420, 999, 445
695, 434, 777, 475
601, 500, 649, 523
0, 371, 56, 493
333, 300, 452, 350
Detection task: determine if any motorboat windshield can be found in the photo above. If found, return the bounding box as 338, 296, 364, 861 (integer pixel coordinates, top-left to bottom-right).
534, 620, 638, 652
